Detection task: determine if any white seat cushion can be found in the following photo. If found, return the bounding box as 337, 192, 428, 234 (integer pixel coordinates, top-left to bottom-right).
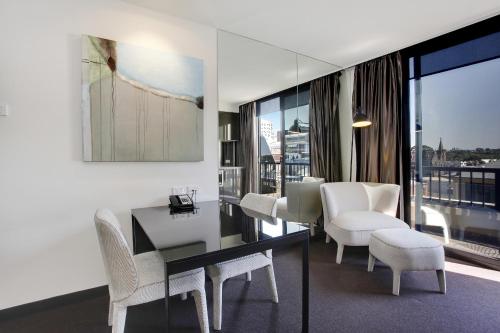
134, 251, 204, 288
240, 193, 277, 216
369, 229, 445, 272
275, 197, 297, 221
325, 211, 409, 246
134, 251, 164, 287
207, 253, 272, 282
122, 251, 205, 307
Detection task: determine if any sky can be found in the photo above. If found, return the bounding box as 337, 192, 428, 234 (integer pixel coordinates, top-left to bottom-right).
259, 96, 309, 135
116, 42, 203, 98
410, 57, 500, 150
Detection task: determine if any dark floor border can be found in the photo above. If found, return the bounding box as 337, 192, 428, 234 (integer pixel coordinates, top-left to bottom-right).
0, 241, 310, 322
0, 285, 109, 322
3, 230, 484, 323
445, 248, 500, 271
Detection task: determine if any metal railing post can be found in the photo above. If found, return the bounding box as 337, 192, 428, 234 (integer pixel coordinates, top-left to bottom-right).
482, 171, 485, 208
438, 170, 442, 201
495, 170, 500, 211
470, 171, 473, 206
429, 168, 432, 201
448, 170, 452, 202
458, 171, 462, 205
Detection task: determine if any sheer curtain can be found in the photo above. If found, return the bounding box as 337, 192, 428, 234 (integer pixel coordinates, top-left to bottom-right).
309, 72, 343, 183
239, 102, 257, 196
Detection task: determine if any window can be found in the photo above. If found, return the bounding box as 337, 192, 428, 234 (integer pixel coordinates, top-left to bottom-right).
408, 31, 500, 267
257, 85, 311, 197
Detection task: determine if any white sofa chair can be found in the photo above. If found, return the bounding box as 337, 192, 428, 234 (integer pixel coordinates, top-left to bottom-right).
421, 205, 451, 244
276, 176, 325, 236
94, 209, 209, 333
320, 182, 409, 264
206, 193, 278, 331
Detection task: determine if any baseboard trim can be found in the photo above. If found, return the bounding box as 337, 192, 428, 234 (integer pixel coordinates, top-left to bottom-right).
0, 285, 108, 322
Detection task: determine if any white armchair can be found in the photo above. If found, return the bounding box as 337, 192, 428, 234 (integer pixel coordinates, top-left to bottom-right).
94, 209, 209, 333
276, 176, 325, 235
320, 182, 409, 264
207, 193, 278, 330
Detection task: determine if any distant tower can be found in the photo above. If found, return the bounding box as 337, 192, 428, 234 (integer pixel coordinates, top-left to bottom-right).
433, 137, 447, 165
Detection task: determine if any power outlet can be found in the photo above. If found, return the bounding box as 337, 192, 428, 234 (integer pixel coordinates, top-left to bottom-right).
0, 104, 9, 117
186, 185, 200, 194
171, 186, 186, 195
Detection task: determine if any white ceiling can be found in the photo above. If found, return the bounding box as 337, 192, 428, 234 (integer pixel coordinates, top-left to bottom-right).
125, 0, 500, 67
218, 31, 339, 110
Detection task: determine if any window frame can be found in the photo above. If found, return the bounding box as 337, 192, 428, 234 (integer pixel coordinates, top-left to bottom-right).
401, 14, 500, 270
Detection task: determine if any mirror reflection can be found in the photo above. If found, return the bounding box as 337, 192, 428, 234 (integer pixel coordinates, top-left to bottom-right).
218, 30, 339, 208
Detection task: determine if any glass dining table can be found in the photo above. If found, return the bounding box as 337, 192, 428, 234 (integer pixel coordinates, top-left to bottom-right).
131, 200, 310, 332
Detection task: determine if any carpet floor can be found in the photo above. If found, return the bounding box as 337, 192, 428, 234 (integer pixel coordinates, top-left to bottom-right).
1, 240, 500, 332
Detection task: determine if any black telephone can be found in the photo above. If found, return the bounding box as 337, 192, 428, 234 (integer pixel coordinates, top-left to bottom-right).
169, 194, 194, 212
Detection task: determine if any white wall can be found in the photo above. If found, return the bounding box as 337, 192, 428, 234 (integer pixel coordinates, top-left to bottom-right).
218, 101, 240, 113
0, 0, 218, 310
339, 67, 355, 181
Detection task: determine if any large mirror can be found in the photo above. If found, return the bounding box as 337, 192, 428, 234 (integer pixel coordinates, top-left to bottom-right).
217, 30, 339, 204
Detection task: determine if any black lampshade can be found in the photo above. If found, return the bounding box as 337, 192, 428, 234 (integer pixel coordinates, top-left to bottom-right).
352, 109, 372, 128
288, 118, 301, 133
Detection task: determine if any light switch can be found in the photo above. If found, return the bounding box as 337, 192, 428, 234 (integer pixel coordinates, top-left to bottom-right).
0, 104, 9, 116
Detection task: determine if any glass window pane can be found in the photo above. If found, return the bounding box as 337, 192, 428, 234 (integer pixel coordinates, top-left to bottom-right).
284, 94, 310, 189
420, 31, 500, 77
410, 49, 500, 263
258, 97, 281, 197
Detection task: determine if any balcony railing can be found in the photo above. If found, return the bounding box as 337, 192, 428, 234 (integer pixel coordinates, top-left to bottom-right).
414, 166, 500, 211
259, 161, 310, 194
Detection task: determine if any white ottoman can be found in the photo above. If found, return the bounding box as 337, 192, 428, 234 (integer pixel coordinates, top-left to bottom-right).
368, 229, 446, 296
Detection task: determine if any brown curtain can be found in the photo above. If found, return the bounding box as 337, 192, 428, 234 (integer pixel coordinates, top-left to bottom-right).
239, 102, 256, 196
352, 52, 403, 185
310, 73, 343, 182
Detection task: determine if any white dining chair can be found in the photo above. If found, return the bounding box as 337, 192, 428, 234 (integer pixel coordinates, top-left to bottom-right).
276, 176, 325, 235
206, 193, 279, 331
94, 209, 209, 333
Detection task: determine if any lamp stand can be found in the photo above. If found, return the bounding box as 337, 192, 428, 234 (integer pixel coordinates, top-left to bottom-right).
349, 129, 354, 182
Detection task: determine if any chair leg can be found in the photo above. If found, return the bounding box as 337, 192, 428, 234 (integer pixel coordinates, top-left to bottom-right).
459, 228, 465, 241
192, 289, 210, 333
108, 301, 114, 326
212, 278, 223, 331
437, 270, 447, 294
246, 271, 252, 282
392, 270, 401, 296
112, 305, 127, 333
368, 253, 375, 272
180, 292, 188, 300
442, 226, 450, 244
336, 243, 344, 264
309, 222, 315, 236
325, 234, 331, 244
266, 264, 279, 303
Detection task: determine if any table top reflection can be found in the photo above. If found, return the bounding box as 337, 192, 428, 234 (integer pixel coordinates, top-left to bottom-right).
131, 200, 308, 263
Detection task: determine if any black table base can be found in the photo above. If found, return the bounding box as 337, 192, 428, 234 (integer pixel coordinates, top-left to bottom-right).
160, 232, 310, 332
132, 203, 310, 332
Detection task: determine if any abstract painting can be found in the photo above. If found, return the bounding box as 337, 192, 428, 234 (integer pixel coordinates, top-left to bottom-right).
81, 35, 204, 161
